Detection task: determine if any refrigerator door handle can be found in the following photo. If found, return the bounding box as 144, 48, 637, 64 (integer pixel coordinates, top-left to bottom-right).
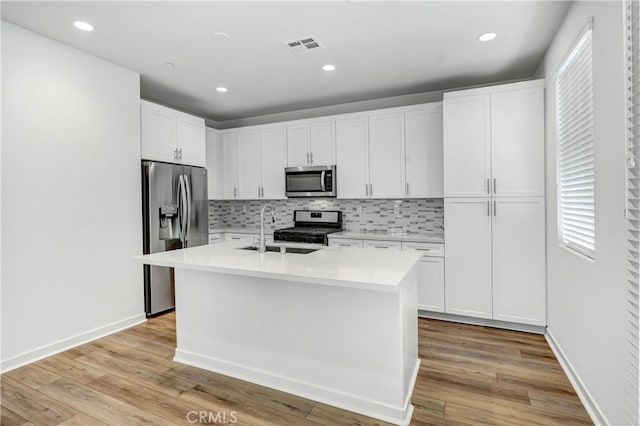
184, 173, 192, 247
178, 174, 188, 244
176, 175, 183, 243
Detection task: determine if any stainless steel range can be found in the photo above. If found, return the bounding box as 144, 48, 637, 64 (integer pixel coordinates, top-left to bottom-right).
273, 210, 342, 245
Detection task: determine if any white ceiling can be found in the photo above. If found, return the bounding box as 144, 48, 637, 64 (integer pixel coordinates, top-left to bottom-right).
1, 1, 570, 123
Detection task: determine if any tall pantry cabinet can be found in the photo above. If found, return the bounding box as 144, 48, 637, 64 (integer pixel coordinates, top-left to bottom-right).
443, 80, 546, 326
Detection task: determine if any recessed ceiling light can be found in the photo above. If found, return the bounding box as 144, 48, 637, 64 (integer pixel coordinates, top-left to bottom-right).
478, 32, 497, 42
73, 21, 94, 32
322, 64, 336, 71
213, 32, 231, 41
216, 87, 228, 93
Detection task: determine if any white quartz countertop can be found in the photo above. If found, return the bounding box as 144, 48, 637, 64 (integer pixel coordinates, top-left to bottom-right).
328, 230, 444, 244
136, 241, 422, 292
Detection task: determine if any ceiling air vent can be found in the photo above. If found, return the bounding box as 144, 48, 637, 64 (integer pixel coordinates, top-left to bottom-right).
284, 35, 326, 55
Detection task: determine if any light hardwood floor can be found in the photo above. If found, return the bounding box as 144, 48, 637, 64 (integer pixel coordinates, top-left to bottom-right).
1, 312, 592, 425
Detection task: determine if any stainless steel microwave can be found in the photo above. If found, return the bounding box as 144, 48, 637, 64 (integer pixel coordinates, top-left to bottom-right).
285, 165, 336, 197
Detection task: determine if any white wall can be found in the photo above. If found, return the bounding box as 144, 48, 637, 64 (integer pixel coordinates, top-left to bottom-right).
538, 2, 627, 424
1, 22, 145, 371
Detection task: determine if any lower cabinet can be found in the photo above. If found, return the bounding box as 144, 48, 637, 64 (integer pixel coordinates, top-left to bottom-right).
329, 237, 446, 314
209, 232, 273, 245
402, 242, 445, 313
444, 197, 546, 326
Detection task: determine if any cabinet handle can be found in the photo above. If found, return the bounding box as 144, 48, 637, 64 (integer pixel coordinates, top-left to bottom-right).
307, 152, 310, 164
374, 245, 389, 249
494, 200, 497, 216
233, 187, 237, 198
413, 248, 432, 251
493, 178, 497, 194
310, 152, 314, 164
486, 178, 490, 194
406, 182, 409, 196
261, 187, 264, 197
258, 187, 261, 197
365, 183, 369, 196
487, 201, 490, 216
369, 183, 373, 196
174, 148, 178, 160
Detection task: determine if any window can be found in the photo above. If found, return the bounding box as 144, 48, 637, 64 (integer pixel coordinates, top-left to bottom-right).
625, 1, 640, 424
555, 23, 595, 259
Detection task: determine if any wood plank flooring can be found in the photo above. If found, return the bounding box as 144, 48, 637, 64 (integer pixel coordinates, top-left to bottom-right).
1, 312, 592, 425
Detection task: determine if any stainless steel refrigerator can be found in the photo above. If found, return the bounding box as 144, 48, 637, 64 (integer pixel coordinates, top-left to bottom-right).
141, 161, 208, 316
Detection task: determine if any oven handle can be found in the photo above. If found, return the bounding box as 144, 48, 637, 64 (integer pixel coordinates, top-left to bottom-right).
320, 171, 326, 192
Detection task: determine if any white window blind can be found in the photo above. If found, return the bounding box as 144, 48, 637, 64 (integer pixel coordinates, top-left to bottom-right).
625, 1, 640, 424
555, 24, 595, 259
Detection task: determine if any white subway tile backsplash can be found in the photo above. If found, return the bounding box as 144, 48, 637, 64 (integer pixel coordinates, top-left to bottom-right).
209, 198, 443, 233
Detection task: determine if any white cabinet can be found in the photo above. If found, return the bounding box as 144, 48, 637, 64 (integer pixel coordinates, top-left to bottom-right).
402, 241, 446, 314
490, 88, 545, 197
492, 198, 545, 326
235, 127, 286, 200
260, 127, 287, 199
368, 113, 405, 199
336, 113, 405, 199
208, 233, 224, 244
224, 233, 254, 244
222, 133, 238, 199
328, 238, 364, 248
336, 117, 369, 199
287, 121, 335, 166
206, 128, 223, 199
443, 95, 491, 197
444, 198, 493, 319
362, 240, 402, 250
237, 131, 261, 199
405, 105, 444, 198
140, 100, 206, 167
444, 197, 546, 325
443, 81, 544, 198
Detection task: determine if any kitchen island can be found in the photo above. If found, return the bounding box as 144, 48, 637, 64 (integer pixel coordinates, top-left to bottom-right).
137, 241, 422, 425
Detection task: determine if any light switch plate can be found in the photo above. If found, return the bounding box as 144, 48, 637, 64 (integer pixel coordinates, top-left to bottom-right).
356, 206, 362, 214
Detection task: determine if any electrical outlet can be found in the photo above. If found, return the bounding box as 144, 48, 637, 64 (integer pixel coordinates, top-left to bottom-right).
230, 205, 235, 214
242, 204, 247, 214
356, 205, 362, 214
393, 204, 400, 215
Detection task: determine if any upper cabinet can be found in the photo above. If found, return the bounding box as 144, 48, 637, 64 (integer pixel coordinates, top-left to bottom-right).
405, 104, 443, 198
443, 80, 544, 198
206, 102, 444, 200
287, 121, 335, 167
140, 100, 206, 167
205, 128, 223, 199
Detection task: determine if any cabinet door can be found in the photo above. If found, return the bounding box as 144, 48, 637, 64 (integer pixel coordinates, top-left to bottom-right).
261, 127, 287, 199
309, 121, 335, 165
140, 101, 176, 163
405, 107, 443, 198
492, 198, 546, 326
176, 113, 206, 166
418, 257, 445, 313
206, 129, 223, 199
328, 238, 364, 248
287, 124, 310, 167
444, 198, 492, 319
368, 113, 405, 198
236, 131, 261, 199
443, 95, 491, 197
491, 88, 545, 197
222, 133, 238, 199
336, 117, 369, 199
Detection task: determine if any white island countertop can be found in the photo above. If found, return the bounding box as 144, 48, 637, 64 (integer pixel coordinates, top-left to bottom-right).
136, 241, 422, 293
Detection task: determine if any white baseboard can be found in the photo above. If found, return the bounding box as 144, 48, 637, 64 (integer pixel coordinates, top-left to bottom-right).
545, 329, 607, 426
175, 349, 417, 426
419, 311, 546, 334
0, 313, 146, 373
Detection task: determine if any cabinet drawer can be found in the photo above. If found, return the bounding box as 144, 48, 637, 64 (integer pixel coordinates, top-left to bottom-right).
224, 233, 254, 243
363, 240, 402, 250
208, 233, 223, 244
401, 242, 444, 257
329, 238, 364, 248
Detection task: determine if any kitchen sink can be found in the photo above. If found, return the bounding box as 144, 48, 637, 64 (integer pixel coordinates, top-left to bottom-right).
239, 245, 319, 254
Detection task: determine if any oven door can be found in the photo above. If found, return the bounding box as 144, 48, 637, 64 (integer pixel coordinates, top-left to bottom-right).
285, 165, 336, 197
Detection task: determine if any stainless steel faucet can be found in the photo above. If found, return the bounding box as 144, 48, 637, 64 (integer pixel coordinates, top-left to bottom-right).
259, 204, 276, 253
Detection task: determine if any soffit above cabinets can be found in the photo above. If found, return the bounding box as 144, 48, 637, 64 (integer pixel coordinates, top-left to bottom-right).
1, 1, 570, 123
